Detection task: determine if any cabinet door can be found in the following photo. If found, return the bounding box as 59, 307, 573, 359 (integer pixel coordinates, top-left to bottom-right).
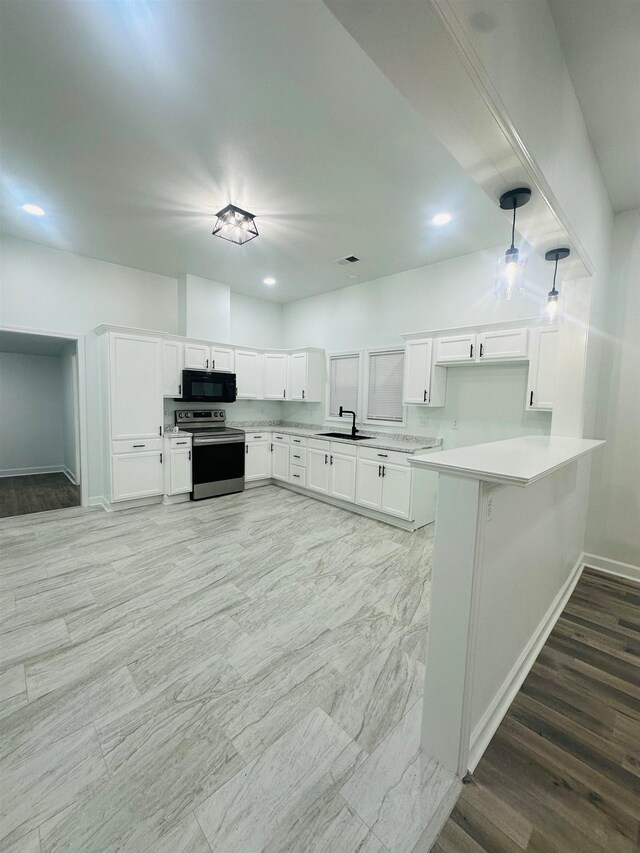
110, 334, 162, 440
330, 452, 357, 502
477, 329, 528, 361
263, 353, 288, 400
211, 347, 234, 372
307, 447, 330, 494
272, 441, 289, 481
184, 343, 210, 370
527, 327, 558, 411
162, 340, 183, 397
289, 352, 308, 400
111, 451, 163, 502
435, 335, 476, 364
245, 441, 271, 481
169, 448, 192, 494
356, 457, 383, 510
235, 351, 262, 399
403, 339, 433, 404
380, 464, 413, 519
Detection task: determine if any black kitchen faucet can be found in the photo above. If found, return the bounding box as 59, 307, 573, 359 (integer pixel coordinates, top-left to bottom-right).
339, 406, 358, 438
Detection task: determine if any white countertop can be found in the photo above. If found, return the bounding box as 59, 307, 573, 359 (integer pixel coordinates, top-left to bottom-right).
409, 435, 604, 486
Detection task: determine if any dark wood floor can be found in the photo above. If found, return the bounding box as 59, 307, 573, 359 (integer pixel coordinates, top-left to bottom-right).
434, 567, 640, 853
0, 472, 80, 518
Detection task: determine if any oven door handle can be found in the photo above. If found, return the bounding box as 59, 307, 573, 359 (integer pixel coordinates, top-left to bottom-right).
193, 436, 245, 446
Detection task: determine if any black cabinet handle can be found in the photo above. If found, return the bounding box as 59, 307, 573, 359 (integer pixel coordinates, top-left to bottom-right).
188, 450, 191, 461
377, 453, 388, 458
283, 389, 286, 398
245, 445, 248, 454
271, 443, 274, 452
293, 474, 300, 478
378, 465, 382, 477
160, 453, 163, 463
302, 390, 305, 399
330, 455, 333, 465
254, 435, 263, 439
470, 344, 474, 358
176, 441, 187, 445
382, 465, 386, 477
479, 343, 484, 358
293, 454, 301, 459
324, 454, 328, 464
530, 391, 534, 406
159, 426, 162, 435
423, 390, 427, 402
206, 358, 209, 368
133, 444, 145, 448
212, 360, 215, 369
178, 384, 181, 395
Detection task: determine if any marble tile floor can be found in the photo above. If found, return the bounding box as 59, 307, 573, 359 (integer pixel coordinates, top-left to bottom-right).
0, 485, 459, 853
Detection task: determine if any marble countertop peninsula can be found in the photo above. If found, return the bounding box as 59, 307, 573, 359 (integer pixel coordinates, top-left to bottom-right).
228, 421, 442, 454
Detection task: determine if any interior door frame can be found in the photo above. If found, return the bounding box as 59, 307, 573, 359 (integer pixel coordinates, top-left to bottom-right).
0, 324, 89, 507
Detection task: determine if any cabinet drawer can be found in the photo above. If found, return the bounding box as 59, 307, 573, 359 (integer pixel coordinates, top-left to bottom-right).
330, 441, 357, 457
112, 438, 163, 455
289, 435, 307, 448
358, 446, 411, 467
272, 433, 290, 444
247, 432, 271, 442
289, 465, 306, 486
308, 437, 330, 451
289, 447, 307, 467
166, 435, 192, 447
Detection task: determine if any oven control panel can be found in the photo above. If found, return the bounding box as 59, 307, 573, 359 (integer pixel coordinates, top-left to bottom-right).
175, 409, 226, 426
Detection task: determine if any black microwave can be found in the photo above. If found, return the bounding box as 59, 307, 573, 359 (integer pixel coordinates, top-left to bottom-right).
180, 370, 237, 403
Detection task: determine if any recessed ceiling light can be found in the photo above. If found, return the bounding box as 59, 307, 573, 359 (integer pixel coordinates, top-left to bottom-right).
263, 277, 276, 286
432, 212, 452, 226
21, 203, 46, 217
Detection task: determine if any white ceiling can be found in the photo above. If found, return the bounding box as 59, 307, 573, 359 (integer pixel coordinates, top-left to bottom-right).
0, 0, 515, 303
549, 0, 640, 214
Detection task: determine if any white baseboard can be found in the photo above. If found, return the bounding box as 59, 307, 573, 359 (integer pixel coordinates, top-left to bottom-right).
467, 555, 584, 772
0, 465, 66, 478
61, 466, 79, 485
581, 552, 640, 584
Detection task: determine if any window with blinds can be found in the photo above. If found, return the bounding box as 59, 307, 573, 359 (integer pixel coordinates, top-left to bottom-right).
366, 349, 405, 422
329, 353, 360, 417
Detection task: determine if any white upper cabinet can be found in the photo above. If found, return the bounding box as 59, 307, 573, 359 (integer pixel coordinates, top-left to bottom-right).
527, 327, 558, 411
477, 328, 528, 361
288, 350, 324, 402
402, 338, 446, 406
162, 340, 183, 398
183, 343, 210, 370
263, 353, 288, 400
210, 346, 234, 372
435, 334, 476, 364
235, 350, 262, 399
109, 333, 163, 440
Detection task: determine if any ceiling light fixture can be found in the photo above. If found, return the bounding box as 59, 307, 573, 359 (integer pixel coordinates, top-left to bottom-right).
432, 212, 452, 226
543, 247, 570, 322
21, 203, 46, 216
495, 187, 531, 301
263, 277, 276, 286
212, 204, 258, 245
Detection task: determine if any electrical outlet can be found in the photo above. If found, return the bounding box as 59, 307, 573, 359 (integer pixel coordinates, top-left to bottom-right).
452, 419, 460, 430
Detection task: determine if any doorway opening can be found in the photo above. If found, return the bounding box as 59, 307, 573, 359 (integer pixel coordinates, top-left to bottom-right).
0, 329, 82, 518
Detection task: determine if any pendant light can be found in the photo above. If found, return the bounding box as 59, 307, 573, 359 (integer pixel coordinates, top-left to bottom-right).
495, 187, 532, 300
543, 247, 570, 322
212, 204, 258, 244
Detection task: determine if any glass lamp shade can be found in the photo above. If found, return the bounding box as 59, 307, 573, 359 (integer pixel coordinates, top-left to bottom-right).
495, 246, 527, 301
212, 204, 258, 244
542, 290, 561, 323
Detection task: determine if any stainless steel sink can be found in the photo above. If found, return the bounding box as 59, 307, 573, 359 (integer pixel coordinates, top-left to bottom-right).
316, 432, 373, 440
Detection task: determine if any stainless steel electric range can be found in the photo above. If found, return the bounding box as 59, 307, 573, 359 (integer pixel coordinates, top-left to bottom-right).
175, 409, 245, 500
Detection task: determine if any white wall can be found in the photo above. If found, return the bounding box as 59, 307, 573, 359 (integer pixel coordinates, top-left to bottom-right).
0, 351, 65, 475
585, 209, 640, 567
177, 274, 231, 342
281, 246, 552, 447
60, 343, 79, 482
230, 292, 283, 349
0, 234, 178, 336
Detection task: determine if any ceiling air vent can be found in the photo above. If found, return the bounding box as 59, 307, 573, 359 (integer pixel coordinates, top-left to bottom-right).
336, 255, 360, 265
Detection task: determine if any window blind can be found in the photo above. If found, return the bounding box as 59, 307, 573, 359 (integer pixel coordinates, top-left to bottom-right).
329, 354, 360, 416
366, 349, 404, 422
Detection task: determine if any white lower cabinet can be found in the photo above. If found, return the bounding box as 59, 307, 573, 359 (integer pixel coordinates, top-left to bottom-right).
307, 446, 330, 494
380, 463, 412, 518
245, 440, 271, 481
272, 441, 290, 482
356, 458, 384, 510
356, 447, 414, 520
168, 448, 192, 495
111, 451, 164, 502
329, 450, 357, 503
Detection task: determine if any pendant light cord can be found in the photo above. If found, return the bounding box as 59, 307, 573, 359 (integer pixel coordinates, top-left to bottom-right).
510, 203, 517, 250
